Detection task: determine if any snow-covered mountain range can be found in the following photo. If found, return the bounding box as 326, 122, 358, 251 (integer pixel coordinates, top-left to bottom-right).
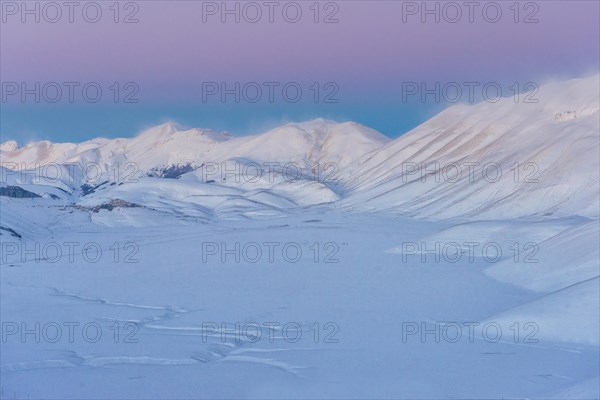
1, 75, 599, 399
2, 75, 598, 221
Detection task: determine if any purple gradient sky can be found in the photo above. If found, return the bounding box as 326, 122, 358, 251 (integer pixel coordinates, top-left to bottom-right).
1, 0, 599, 141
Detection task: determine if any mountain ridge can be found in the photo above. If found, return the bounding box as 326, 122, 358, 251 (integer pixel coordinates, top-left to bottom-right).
2, 76, 598, 220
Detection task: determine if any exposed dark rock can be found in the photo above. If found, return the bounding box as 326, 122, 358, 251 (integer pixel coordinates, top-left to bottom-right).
0, 226, 22, 238
81, 181, 109, 196
147, 163, 197, 179
0, 186, 41, 198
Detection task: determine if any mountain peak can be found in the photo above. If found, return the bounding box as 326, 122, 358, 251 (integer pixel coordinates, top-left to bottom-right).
0, 140, 19, 152
137, 122, 180, 140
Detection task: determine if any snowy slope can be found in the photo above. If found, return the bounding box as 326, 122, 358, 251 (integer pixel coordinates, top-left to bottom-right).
485, 219, 600, 292
486, 277, 599, 346
343, 75, 600, 220
481, 219, 599, 348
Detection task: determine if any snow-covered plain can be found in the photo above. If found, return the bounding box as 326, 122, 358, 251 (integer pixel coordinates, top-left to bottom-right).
1, 76, 599, 399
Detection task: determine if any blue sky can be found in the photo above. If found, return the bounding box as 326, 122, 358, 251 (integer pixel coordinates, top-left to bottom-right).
1, 0, 598, 143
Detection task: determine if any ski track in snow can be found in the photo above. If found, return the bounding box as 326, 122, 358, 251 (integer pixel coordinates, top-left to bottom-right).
1, 283, 311, 378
